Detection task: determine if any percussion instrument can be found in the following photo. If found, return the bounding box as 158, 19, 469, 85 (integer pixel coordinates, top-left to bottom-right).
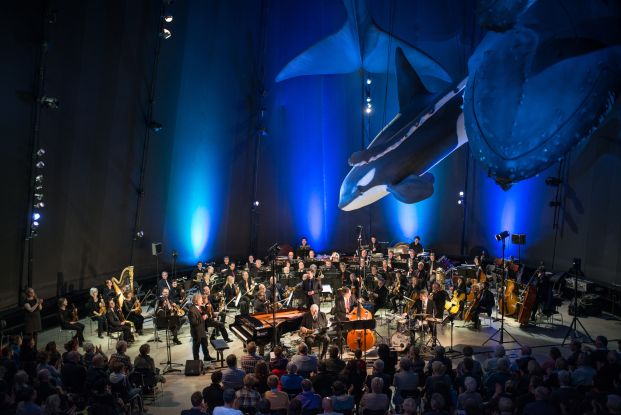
390, 332, 410, 352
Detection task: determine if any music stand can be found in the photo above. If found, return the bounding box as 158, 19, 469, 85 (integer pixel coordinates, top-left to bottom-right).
483, 233, 520, 346
159, 308, 182, 374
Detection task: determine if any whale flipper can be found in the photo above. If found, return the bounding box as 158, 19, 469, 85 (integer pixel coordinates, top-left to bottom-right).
388, 172, 435, 204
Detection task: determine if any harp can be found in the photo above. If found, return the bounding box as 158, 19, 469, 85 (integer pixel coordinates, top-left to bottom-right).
111, 266, 134, 309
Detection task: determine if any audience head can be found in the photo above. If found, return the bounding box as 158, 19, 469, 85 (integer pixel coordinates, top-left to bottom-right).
92, 354, 106, 368
533, 385, 549, 401
354, 349, 362, 359
399, 357, 412, 371
462, 345, 474, 357
297, 343, 308, 355
267, 375, 279, 390
257, 399, 271, 414
431, 360, 445, 376
243, 374, 257, 388
402, 398, 416, 415
373, 359, 384, 374
596, 335, 609, 349
434, 346, 445, 357
139, 343, 150, 356
322, 397, 333, 413
498, 397, 514, 414
37, 369, 50, 383
497, 357, 510, 372
301, 379, 312, 392
370, 377, 384, 393
67, 350, 81, 364
211, 370, 223, 384
494, 345, 506, 357
223, 388, 236, 404
190, 391, 203, 408
430, 393, 445, 411
112, 361, 124, 374
332, 381, 346, 395
328, 345, 339, 359
287, 362, 298, 374
116, 340, 128, 353
226, 354, 237, 368
608, 394, 621, 415
273, 345, 283, 358
464, 376, 477, 393
83, 343, 95, 354
557, 370, 571, 386
255, 360, 269, 378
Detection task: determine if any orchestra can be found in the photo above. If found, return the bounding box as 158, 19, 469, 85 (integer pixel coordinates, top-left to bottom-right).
44, 234, 562, 370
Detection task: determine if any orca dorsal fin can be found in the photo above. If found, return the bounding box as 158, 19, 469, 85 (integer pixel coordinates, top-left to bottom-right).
395, 47, 434, 111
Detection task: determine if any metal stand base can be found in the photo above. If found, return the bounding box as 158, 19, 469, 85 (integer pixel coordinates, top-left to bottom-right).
563, 315, 593, 345
483, 326, 521, 346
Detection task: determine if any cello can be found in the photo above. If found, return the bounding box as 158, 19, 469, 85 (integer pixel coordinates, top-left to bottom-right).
346, 300, 376, 352
517, 284, 537, 327
498, 279, 519, 316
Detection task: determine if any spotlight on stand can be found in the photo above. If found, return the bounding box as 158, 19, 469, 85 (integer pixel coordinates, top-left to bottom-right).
39, 96, 59, 109
36, 161, 45, 169
148, 121, 163, 132
160, 28, 172, 39
253, 200, 260, 207
163, 15, 173, 23
34, 202, 45, 209
135, 230, 144, 239
495, 230, 510, 241
36, 149, 46, 156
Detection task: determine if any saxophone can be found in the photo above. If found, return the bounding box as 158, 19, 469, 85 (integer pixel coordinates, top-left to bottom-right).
111, 266, 134, 309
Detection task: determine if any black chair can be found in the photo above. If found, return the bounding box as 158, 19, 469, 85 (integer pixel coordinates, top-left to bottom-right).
110, 380, 142, 415
130, 368, 163, 405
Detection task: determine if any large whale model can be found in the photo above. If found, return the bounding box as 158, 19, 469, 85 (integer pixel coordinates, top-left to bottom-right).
275, 0, 451, 92
338, 48, 466, 211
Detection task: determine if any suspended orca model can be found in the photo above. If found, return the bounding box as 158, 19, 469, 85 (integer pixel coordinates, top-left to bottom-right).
338, 48, 466, 211
275, 0, 451, 92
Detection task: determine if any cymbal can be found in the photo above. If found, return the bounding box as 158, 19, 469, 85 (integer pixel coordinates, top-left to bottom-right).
425, 317, 443, 323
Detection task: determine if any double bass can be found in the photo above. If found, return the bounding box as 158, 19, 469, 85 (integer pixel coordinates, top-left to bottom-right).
498, 279, 519, 316
517, 284, 537, 327
346, 301, 376, 352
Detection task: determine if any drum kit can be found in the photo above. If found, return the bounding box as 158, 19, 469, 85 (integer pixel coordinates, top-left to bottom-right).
383, 312, 444, 353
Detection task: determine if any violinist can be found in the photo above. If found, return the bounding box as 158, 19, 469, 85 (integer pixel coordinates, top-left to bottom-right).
202, 286, 232, 342
471, 281, 495, 329
157, 288, 183, 345
86, 288, 107, 338
122, 290, 144, 335
107, 298, 133, 342
58, 297, 85, 346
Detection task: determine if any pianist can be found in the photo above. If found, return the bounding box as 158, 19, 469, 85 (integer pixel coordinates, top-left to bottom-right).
299, 304, 329, 359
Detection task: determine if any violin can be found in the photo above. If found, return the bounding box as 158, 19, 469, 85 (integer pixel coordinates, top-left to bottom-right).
70, 304, 79, 322
97, 295, 106, 316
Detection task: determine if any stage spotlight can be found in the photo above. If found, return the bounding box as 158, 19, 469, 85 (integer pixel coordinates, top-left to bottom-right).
34, 202, 45, 208
366, 78, 372, 85
366, 97, 371, 103
459, 191, 464, 197
35, 175, 43, 182
549, 201, 561, 207
34, 194, 44, 201
136, 230, 144, 238
545, 177, 562, 186
365, 107, 372, 114
36, 149, 46, 156
253, 200, 260, 207
148, 121, 163, 132
163, 15, 173, 23
160, 28, 172, 39
33, 212, 41, 220
32, 221, 39, 228
35, 185, 43, 191
457, 200, 463, 205
39, 96, 59, 109
495, 230, 510, 241
36, 161, 45, 169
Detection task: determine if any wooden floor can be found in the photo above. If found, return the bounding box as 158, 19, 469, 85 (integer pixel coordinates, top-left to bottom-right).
36, 300, 621, 414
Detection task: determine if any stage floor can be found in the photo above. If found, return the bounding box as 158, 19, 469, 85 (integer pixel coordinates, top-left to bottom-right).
36, 300, 621, 414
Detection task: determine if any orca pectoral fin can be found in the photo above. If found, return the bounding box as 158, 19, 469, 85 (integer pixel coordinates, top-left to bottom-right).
388, 172, 435, 204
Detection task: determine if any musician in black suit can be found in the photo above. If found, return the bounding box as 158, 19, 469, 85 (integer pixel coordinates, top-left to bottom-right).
370, 276, 389, 314
302, 270, 322, 307
191, 262, 205, 283
188, 294, 213, 361
157, 271, 172, 296
249, 259, 262, 281
156, 288, 183, 344
531, 265, 551, 321
413, 289, 437, 317
219, 256, 231, 274
300, 304, 329, 358
334, 287, 357, 321
472, 281, 495, 329
409, 236, 424, 255
202, 286, 232, 342
102, 280, 116, 303
253, 291, 269, 313
296, 237, 311, 259
106, 299, 133, 342
369, 235, 382, 255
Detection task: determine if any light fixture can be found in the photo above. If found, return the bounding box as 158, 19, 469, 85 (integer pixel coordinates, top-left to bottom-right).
495, 230, 510, 241
366, 97, 371, 103
35, 175, 43, 182
459, 191, 464, 197
365, 107, 372, 114
253, 200, 260, 207
136, 230, 144, 238
34, 194, 44, 201
37, 149, 46, 156
457, 200, 463, 205
163, 15, 173, 23
148, 121, 163, 132
36, 161, 45, 169
33, 213, 41, 220
545, 177, 562, 186
35, 185, 43, 191
160, 28, 172, 39
258, 127, 268, 137
39, 96, 59, 109
32, 221, 39, 228
34, 202, 45, 208
366, 78, 372, 85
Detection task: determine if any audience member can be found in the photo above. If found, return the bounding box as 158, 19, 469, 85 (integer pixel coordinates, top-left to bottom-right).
265, 374, 289, 411
269, 345, 289, 374
281, 363, 304, 393
235, 374, 261, 409
329, 381, 354, 413
241, 342, 264, 374
321, 346, 345, 375
203, 370, 225, 408
359, 377, 389, 412
294, 379, 321, 412
213, 388, 243, 415
181, 391, 207, 415
222, 354, 246, 390
290, 343, 318, 376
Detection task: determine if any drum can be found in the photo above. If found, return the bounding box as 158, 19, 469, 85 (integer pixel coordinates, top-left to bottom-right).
390, 332, 410, 352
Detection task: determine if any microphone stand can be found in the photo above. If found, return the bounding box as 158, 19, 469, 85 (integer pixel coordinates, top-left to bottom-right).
160, 306, 182, 374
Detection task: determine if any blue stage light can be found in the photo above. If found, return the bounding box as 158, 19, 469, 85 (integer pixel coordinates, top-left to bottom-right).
33, 213, 40, 221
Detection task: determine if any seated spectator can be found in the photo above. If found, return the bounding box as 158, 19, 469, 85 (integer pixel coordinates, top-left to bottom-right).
109, 361, 144, 413
294, 379, 321, 412
15, 386, 40, 415
541, 347, 562, 373
85, 353, 109, 395
364, 359, 392, 401
591, 336, 609, 365
515, 375, 543, 414
203, 370, 225, 409
134, 343, 166, 384
571, 352, 596, 387
456, 346, 482, 379
511, 346, 535, 373
321, 346, 345, 375
0, 346, 18, 386
377, 344, 396, 377
61, 339, 80, 364
288, 398, 303, 415
402, 398, 416, 415
330, 381, 354, 413
598, 351, 621, 392
44, 342, 61, 369
424, 361, 452, 411
497, 396, 515, 415
19, 336, 38, 379
291, 343, 318, 376
483, 345, 506, 374
407, 347, 425, 377
359, 377, 389, 412
241, 342, 264, 374
523, 386, 558, 415
455, 357, 480, 394
60, 351, 86, 394
483, 357, 512, 399
213, 388, 242, 415
270, 346, 289, 374
35, 351, 61, 388
235, 374, 261, 409
393, 357, 419, 406
181, 391, 207, 415
33, 369, 58, 406
320, 397, 341, 415
426, 392, 449, 415
457, 376, 482, 411
222, 354, 246, 390
255, 361, 271, 394
425, 346, 452, 379
550, 370, 575, 411
607, 394, 621, 415
265, 374, 290, 411
311, 361, 336, 398
109, 340, 132, 373
338, 360, 364, 405
14, 370, 32, 403
566, 340, 582, 370
281, 363, 304, 393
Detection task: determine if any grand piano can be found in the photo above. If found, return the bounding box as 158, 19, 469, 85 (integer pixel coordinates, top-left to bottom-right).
229, 307, 306, 346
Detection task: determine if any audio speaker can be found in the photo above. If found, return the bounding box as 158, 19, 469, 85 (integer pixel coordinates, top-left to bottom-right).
184, 359, 203, 376
151, 242, 162, 256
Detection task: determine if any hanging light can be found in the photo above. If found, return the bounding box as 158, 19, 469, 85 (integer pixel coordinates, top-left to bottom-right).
160, 28, 172, 39
163, 15, 173, 23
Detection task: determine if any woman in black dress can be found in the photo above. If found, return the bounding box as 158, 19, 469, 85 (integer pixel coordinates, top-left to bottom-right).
23, 288, 43, 344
